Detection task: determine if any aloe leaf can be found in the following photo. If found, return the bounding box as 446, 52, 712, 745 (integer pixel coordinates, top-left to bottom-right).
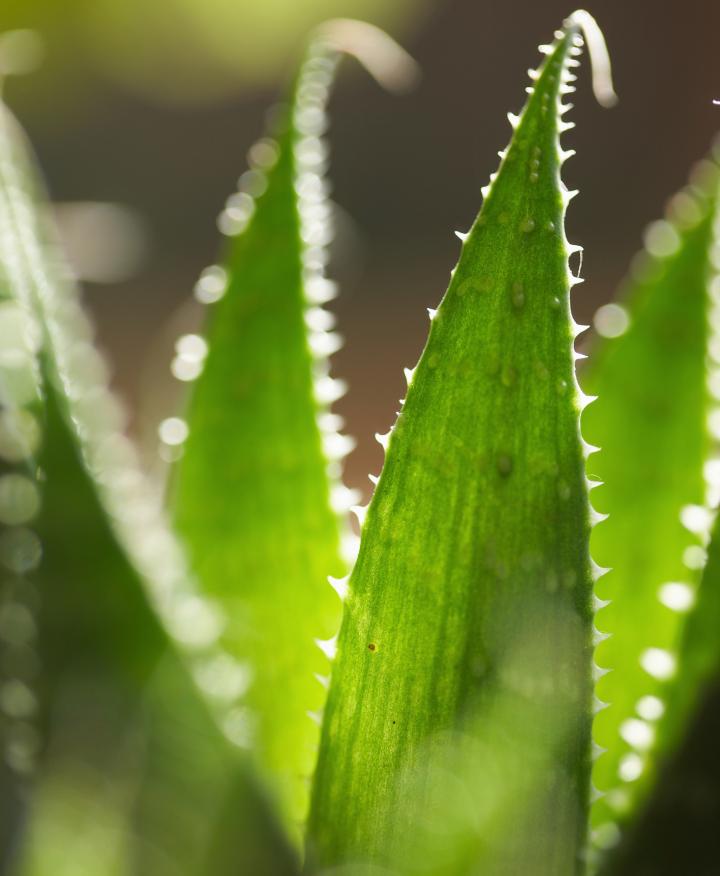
585, 151, 720, 844
306, 11, 614, 871
0, 101, 295, 874
169, 21, 417, 829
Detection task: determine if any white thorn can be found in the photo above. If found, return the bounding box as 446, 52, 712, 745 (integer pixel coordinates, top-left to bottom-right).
330, 484, 362, 512
315, 376, 348, 404
368, 473, 379, 485
593, 593, 611, 611
538, 43, 553, 55
592, 563, 611, 584
559, 148, 577, 163
590, 785, 605, 802
375, 431, 391, 450
350, 504, 368, 528
305, 306, 336, 332
480, 184, 491, 198
497, 149, 507, 159
314, 672, 330, 689
591, 509, 609, 526
593, 697, 610, 714
507, 111, 520, 129
427, 307, 438, 321
314, 635, 338, 660
593, 664, 611, 681
328, 574, 350, 600
582, 439, 601, 455
592, 741, 607, 761
454, 230, 468, 242
323, 432, 357, 460
593, 627, 611, 646
403, 366, 415, 386
318, 411, 345, 432
527, 67, 540, 80
309, 331, 344, 358
306, 709, 324, 726
559, 120, 576, 133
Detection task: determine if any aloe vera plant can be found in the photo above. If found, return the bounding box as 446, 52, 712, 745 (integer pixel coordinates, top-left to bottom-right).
586, 151, 720, 838
2, 9, 720, 876
0, 102, 293, 875
171, 22, 417, 830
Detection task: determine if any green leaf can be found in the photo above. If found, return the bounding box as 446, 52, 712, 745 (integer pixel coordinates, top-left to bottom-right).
0, 101, 295, 875
307, 11, 614, 871
662, 494, 720, 752
585, 151, 720, 841
170, 21, 417, 829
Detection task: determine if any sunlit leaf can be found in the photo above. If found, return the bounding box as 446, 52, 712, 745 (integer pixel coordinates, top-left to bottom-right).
171, 21, 417, 830
585, 149, 720, 842
307, 11, 614, 871
0, 100, 295, 876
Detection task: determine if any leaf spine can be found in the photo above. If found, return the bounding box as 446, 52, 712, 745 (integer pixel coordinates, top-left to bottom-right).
314, 635, 338, 660
328, 574, 350, 600
350, 504, 369, 528
374, 430, 390, 450
314, 672, 330, 689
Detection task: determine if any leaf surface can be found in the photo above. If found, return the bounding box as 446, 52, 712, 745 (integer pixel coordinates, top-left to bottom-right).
307, 12, 613, 872
585, 151, 720, 839
170, 22, 416, 827
0, 100, 295, 876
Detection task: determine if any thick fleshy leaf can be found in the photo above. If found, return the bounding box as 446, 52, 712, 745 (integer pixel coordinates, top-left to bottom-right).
170, 22, 416, 827
307, 12, 614, 872
585, 150, 720, 841
0, 101, 295, 875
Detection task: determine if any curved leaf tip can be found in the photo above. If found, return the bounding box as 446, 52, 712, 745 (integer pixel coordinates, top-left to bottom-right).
564, 9, 618, 108
314, 19, 420, 94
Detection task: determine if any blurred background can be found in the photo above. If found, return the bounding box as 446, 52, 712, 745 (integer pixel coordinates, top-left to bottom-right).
3, 0, 719, 502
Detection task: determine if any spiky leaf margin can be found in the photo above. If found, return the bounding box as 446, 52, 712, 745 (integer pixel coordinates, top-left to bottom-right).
307, 11, 614, 871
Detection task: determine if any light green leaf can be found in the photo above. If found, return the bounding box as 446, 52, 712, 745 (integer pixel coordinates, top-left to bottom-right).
661, 492, 720, 752
0, 100, 295, 875
585, 149, 720, 839
307, 11, 613, 872
170, 21, 417, 829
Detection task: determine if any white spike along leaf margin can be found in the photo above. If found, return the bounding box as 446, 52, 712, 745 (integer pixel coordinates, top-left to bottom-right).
0, 165, 44, 779
0, 102, 254, 754
588, 146, 720, 857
